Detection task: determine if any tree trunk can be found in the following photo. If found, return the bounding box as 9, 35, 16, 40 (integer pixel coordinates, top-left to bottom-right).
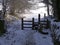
56, 0, 60, 21
52, 0, 60, 21
0, 0, 7, 36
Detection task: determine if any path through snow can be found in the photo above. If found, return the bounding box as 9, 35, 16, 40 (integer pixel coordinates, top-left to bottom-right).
0, 20, 53, 45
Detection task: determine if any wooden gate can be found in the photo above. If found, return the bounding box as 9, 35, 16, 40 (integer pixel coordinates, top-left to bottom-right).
21, 14, 50, 30
21, 18, 34, 30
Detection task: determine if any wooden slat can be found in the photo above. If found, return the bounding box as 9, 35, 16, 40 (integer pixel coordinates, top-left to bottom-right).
23, 27, 32, 28
23, 23, 32, 25
41, 23, 47, 25
40, 21, 47, 22
23, 20, 32, 22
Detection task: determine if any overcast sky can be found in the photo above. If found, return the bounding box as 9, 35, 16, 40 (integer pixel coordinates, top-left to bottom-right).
0, 0, 52, 18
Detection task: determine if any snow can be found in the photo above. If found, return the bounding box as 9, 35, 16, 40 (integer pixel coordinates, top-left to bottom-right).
0, 18, 54, 45
0, 0, 59, 45
33, 32, 53, 45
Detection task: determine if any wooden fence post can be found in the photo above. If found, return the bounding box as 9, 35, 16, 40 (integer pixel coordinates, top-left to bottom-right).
21, 18, 23, 30
38, 14, 42, 31
46, 19, 50, 29
38, 14, 40, 24
32, 18, 34, 30
44, 13, 46, 20
46, 19, 48, 29
48, 20, 51, 28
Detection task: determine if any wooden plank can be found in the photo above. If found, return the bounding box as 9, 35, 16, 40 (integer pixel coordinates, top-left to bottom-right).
40, 21, 47, 22
23, 20, 32, 22
23, 27, 32, 28
41, 23, 47, 25
23, 23, 32, 25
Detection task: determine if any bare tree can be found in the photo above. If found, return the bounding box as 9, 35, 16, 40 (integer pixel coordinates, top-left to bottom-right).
6, 0, 32, 15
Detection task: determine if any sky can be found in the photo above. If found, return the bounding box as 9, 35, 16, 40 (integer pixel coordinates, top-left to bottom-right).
23, 0, 52, 19
0, 0, 52, 19
23, 2, 48, 19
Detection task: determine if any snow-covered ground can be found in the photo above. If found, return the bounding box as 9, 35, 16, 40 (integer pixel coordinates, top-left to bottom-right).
0, 0, 59, 45
0, 18, 54, 45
